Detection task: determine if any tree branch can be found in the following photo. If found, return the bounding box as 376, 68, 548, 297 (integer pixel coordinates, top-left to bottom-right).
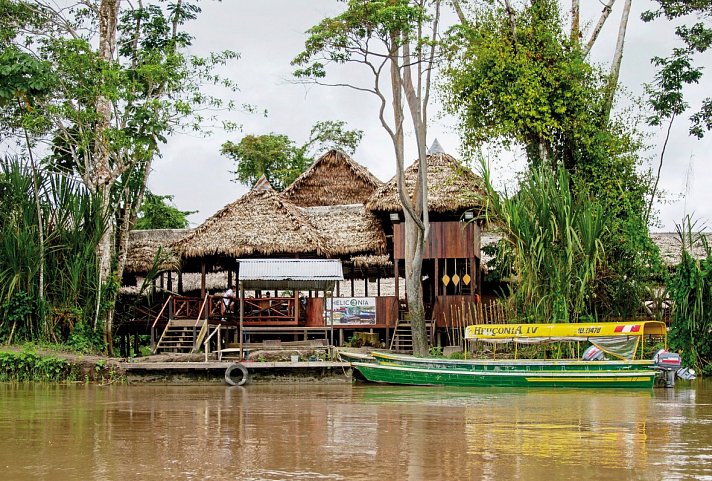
583, 0, 616, 56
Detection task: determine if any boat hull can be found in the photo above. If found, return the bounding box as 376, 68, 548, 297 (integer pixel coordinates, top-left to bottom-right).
352, 353, 658, 388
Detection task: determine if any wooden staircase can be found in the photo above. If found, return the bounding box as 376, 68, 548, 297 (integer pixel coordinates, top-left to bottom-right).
154, 319, 208, 354
389, 319, 434, 353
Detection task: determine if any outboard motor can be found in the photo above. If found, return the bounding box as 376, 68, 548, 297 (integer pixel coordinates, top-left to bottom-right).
654, 349, 682, 388
582, 345, 605, 361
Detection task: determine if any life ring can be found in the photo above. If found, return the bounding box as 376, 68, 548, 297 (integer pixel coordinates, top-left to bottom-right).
224, 363, 249, 386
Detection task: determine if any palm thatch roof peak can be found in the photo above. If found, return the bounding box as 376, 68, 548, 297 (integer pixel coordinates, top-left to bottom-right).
301, 204, 387, 257
173, 187, 328, 260
125, 229, 189, 274
366, 151, 486, 214
282, 149, 383, 207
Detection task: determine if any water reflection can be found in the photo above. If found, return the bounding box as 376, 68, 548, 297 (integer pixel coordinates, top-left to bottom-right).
0, 382, 710, 481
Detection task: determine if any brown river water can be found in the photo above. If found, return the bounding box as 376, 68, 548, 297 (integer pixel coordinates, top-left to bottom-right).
1, 381, 711, 481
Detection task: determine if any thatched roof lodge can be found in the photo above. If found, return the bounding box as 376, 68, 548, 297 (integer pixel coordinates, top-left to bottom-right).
172, 187, 329, 272
366, 150, 485, 215
124, 229, 188, 275
301, 204, 387, 257
282, 149, 382, 207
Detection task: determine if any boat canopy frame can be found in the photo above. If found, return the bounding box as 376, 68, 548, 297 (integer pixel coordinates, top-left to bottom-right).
464, 321, 668, 361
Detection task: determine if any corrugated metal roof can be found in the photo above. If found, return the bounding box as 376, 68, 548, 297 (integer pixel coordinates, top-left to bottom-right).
237, 259, 343, 290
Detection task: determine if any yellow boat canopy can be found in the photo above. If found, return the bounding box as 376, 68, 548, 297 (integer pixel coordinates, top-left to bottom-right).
465, 321, 667, 342
464, 321, 668, 360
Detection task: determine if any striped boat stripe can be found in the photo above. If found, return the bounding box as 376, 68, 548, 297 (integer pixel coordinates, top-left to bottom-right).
354, 362, 656, 379
614, 325, 641, 333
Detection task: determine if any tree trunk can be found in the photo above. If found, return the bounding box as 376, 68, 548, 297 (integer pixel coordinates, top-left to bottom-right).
570, 0, 580, 42
90, 0, 121, 353
603, 0, 631, 120
404, 213, 428, 355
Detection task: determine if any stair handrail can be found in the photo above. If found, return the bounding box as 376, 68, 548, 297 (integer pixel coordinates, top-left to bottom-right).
193, 317, 209, 353
188, 295, 211, 353
195, 294, 210, 327
203, 324, 222, 361
150, 295, 173, 352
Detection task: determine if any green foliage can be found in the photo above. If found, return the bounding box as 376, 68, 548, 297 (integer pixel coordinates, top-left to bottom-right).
67, 322, 105, 354
481, 162, 605, 323
222, 134, 306, 191
135, 191, 195, 229
292, 0, 428, 79
345, 335, 365, 348
0, 291, 36, 342
666, 217, 712, 375
446, 0, 660, 319
643, 1, 712, 138
428, 345, 443, 357
442, 0, 604, 167
0, 1, 241, 349
221, 120, 363, 191
447, 350, 466, 360
0, 157, 106, 345
0, 348, 124, 382
0, 350, 72, 382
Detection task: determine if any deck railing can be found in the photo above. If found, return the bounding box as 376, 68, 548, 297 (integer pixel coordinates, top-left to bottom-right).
241, 297, 298, 325
150, 295, 172, 351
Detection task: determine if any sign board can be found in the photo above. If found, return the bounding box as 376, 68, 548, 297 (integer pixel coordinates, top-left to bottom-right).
325, 297, 377, 325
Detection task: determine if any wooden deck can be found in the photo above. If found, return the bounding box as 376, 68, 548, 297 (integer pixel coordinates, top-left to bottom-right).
120, 361, 350, 371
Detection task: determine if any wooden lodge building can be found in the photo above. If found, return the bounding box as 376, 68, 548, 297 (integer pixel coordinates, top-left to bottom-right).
119, 145, 486, 355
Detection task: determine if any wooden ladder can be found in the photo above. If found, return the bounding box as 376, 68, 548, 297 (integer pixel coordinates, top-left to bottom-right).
154, 319, 207, 354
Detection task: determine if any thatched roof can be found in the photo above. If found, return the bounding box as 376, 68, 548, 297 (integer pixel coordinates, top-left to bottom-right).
480, 231, 711, 270
282, 149, 383, 207
124, 229, 188, 274
350, 254, 392, 269
302, 204, 387, 256
173, 188, 329, 260
366, 151, 485, 214
650, 232, 711, 266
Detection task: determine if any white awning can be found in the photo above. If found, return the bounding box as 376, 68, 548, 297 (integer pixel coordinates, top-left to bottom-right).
237, 258, 343, 291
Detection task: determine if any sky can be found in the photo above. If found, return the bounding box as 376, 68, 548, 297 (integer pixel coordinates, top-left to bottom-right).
151, 0, 712, 232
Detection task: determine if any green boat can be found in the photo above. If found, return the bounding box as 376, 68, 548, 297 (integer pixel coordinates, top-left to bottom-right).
350, 321, 675, 389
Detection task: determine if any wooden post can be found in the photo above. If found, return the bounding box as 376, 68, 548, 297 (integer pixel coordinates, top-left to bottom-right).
239, 282, 244, 361
200, 261, 206, 299
377, 276, 381, 297
177, 270, 183, 294
364, 277, 369, 297
394, 259, 400, 302
293, 290, 299, 324
350, 264, 355, 297
167, 272, 173, 292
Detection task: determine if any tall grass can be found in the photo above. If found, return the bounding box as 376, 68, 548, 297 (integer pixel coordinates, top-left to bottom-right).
667, 217, 712, 375
0, 157, 107, 348
481, 162, 605, 323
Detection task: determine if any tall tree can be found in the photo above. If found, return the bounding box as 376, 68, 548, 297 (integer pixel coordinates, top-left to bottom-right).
221, 120, 363, 190
443, 0, 657, 319
293, 0, 441, 355
642, 1, 712, 221
0, 0, 240, 351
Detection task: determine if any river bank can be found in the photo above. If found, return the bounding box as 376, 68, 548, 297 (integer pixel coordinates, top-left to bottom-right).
0, 347, 354, 384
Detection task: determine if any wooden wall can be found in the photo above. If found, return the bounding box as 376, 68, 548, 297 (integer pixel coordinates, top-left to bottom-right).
304, 296, 399, 328
393, 221, 480, 260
